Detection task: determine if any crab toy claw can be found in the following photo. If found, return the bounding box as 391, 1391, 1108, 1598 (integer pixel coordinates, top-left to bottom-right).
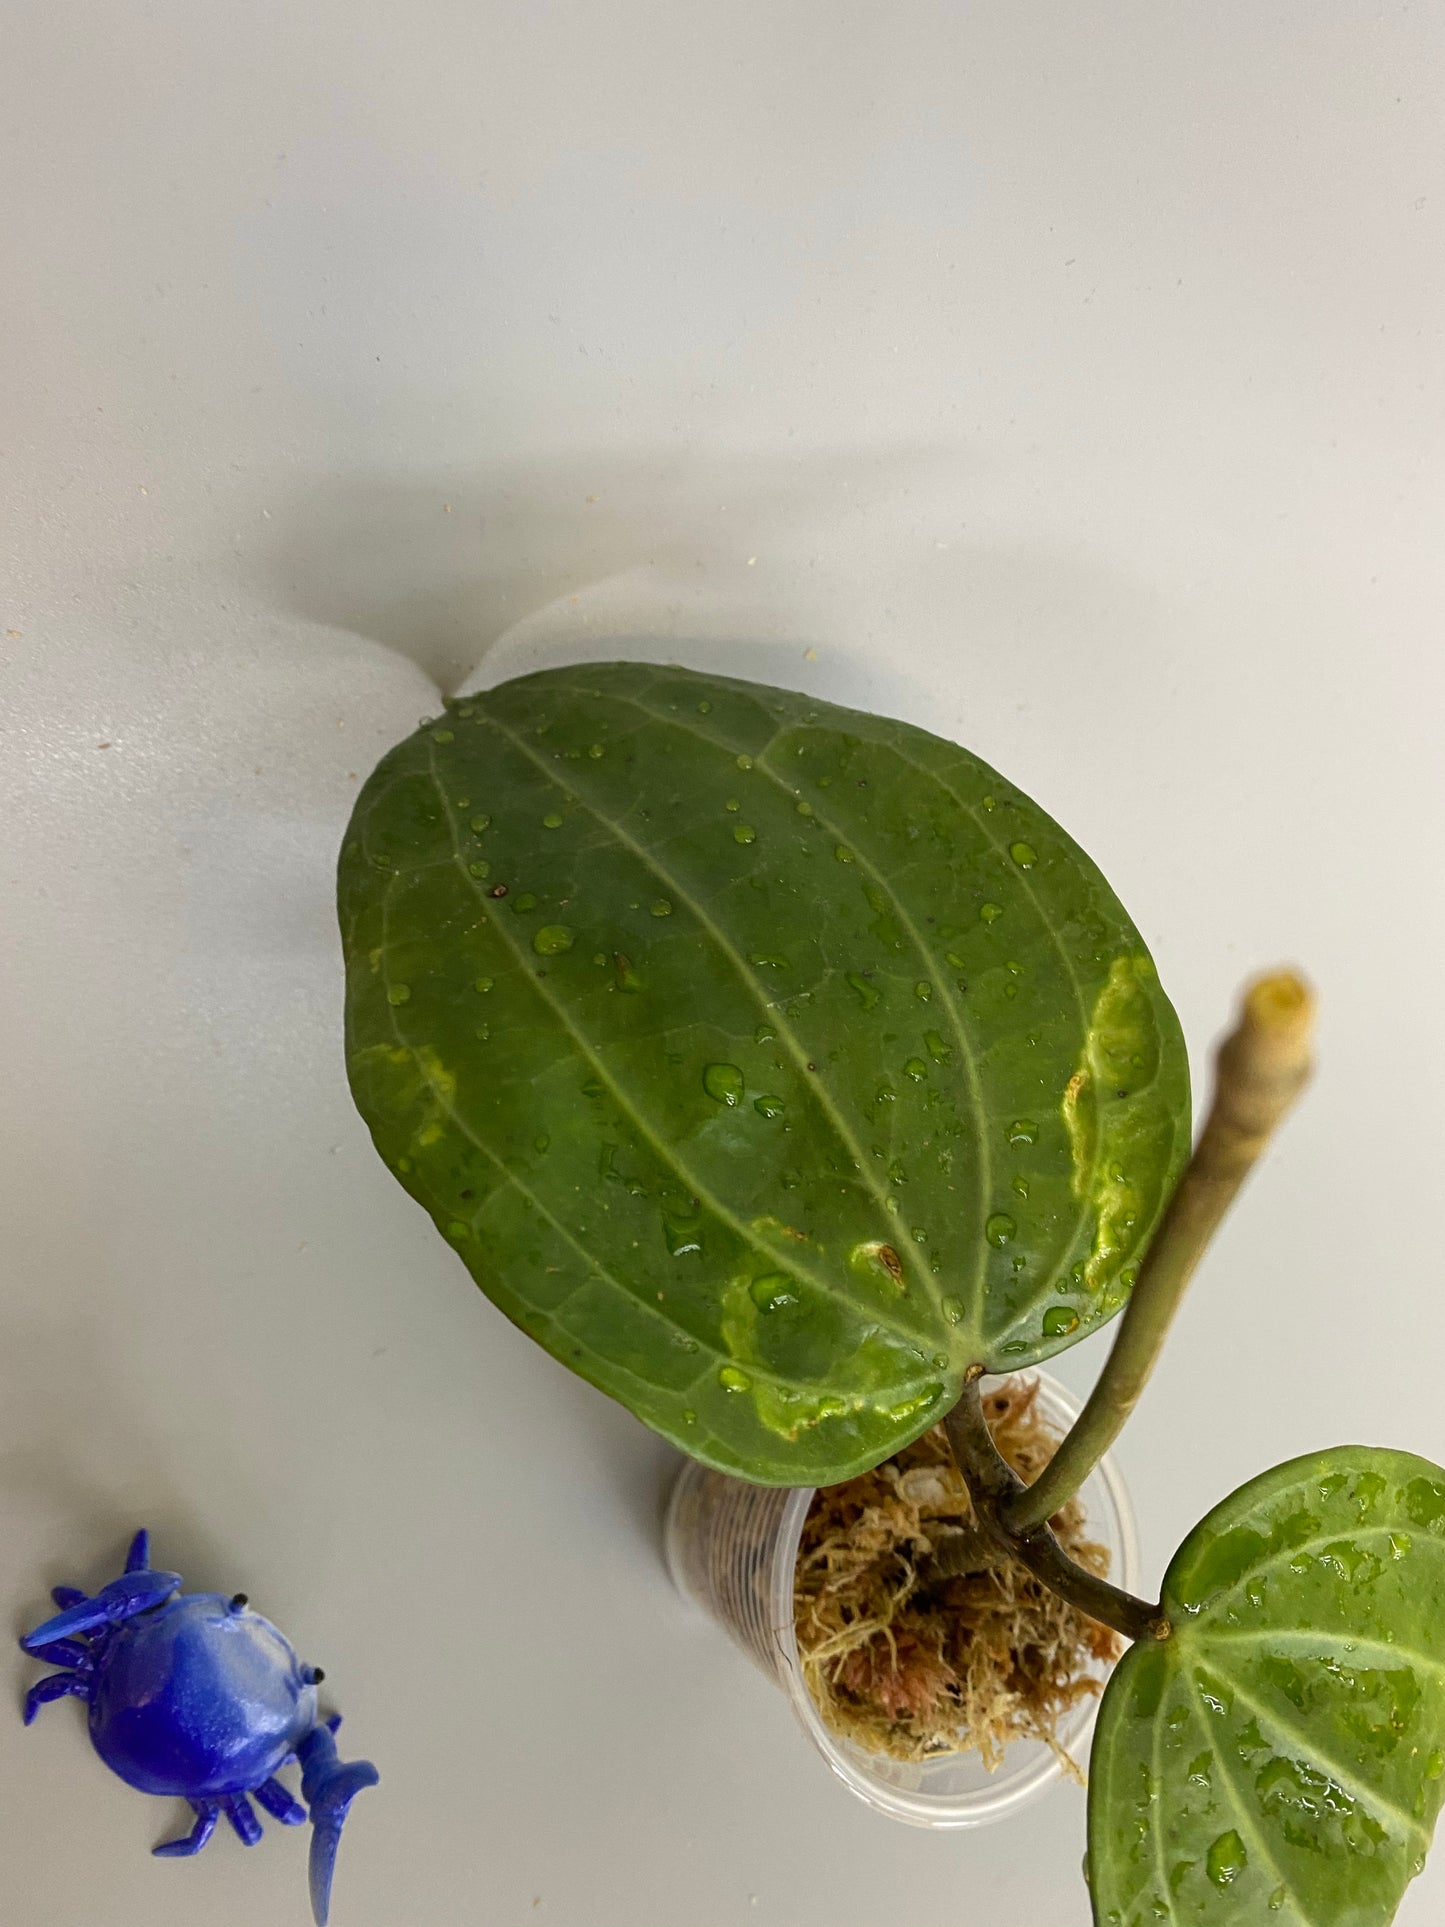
21, 1529, 181, 1661
298, 1723, 380, 1926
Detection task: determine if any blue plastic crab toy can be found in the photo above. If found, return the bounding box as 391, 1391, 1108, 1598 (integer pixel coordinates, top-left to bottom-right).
19, 1530, 377, 1924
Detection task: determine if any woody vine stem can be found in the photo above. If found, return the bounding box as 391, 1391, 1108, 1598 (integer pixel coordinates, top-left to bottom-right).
943, 969, 1317, 1645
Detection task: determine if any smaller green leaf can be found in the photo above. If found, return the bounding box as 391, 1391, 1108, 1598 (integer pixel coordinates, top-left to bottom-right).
1089, 1448, 1445, 1927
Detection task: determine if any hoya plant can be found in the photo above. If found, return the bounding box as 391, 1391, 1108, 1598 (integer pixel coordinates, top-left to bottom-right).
339, 661, 1445, 1926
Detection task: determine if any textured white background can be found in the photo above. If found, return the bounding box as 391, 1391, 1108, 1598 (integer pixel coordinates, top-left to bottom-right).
3, 4, 1444, 1924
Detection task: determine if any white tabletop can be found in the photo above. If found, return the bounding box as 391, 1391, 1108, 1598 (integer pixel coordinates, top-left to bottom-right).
4, 5, 1444, 1923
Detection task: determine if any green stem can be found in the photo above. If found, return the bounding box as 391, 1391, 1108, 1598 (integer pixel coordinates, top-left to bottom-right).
1000, 971, 1315, 1538
943, 1376, 1169, 1645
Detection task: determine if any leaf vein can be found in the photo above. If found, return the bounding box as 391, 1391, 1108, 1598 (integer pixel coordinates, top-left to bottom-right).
466, 710, 944, 1338
418, 738, 931, 1358
1221, 1670, 1431, 1845
1185, 1673, 1308, 1924
371, 886, 912, 1415
874, 739, 1106, 1347
1174, 1523, 1443, 1610
605, 687, 988, 1335
1205, 1625, 1445, 1689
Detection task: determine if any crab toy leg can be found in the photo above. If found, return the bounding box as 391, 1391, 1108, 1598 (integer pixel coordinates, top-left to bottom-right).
223, 1793, 264, 1845
254, 1776, 308, 1826
23, 1671, 91, 1724
28, 1637, 90, 1669
154, 1801, 220, 1858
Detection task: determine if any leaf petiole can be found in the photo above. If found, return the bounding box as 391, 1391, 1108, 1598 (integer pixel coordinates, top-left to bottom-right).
943, 1373, 1169, 1646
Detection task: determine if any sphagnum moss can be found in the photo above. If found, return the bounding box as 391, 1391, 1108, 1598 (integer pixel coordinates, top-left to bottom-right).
795, 1379, 1120, 1775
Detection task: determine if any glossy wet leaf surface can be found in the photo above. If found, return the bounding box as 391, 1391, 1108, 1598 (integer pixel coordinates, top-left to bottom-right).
1089, 1448, 1445, 1926
339, 663, 1188, 1480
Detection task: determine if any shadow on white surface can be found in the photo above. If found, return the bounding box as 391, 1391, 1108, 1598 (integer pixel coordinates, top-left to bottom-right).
252, 445, 979, 692
1, 1312, 238, 1633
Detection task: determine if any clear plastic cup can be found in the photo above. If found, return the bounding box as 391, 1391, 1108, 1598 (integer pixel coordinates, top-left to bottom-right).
663, 1370, 1137, 1828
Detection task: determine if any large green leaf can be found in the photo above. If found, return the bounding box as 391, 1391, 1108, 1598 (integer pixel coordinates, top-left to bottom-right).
1088, 1448, 1445, 1926
338, 662, 1189, 1481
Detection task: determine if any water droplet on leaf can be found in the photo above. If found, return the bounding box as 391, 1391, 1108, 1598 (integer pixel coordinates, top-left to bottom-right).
1010, 841, 1038, 868
387, 984, 411, 1005
846, 971, 880, 1010
662, 1194, 704, 1257
703, 1063, 745, 1106
1006, 1118, 1038, 1145
733, 824, 757, 845
718, 1366, 751, 1393
980, 902, 1003, 923
881, 1386, 942, 1424
474, 975, 494, 993
986, 1213, 1016, 1247
469, 814, 491, 833
942, 1295, 964, 1325
903, 1057, 926, 1081
754, 1094, 784, 1118
651, 899, 673, 917
1043, 1307, 1079, 1337
543, 812, 563, 829
750, 1274, 799, 1312
1206, 1833, 1247, 1888
468, 859, 491, 879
